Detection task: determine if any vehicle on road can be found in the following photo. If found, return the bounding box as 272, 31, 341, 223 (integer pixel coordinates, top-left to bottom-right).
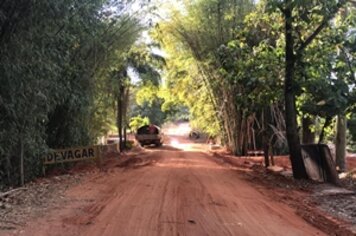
189, 130, 200, 139
135, 124, 164, 147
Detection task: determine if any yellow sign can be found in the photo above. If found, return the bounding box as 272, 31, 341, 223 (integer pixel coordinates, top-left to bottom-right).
44, 146, 99, 165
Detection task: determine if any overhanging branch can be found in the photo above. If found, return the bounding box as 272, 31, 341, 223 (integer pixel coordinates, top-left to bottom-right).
296, 0, 349, 58
296, 19, 328, 56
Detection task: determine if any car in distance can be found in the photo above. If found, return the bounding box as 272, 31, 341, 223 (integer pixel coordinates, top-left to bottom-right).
135, 124, 164, 147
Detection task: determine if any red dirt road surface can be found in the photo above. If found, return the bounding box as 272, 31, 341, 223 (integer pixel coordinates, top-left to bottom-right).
5, 141, 326, 236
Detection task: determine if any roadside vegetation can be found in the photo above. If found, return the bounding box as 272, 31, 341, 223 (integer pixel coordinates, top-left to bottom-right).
153, 0, 356, 178
0, 0, 149, 188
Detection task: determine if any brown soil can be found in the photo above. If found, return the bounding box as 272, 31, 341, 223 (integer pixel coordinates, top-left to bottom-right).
0, 136, 355, 236
211, 150, 356, 235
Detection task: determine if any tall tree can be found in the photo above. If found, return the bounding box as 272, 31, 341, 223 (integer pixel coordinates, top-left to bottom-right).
269, 0, 350, 178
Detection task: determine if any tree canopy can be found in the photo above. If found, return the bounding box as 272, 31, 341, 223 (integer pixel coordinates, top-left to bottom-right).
152, 0, 356, 176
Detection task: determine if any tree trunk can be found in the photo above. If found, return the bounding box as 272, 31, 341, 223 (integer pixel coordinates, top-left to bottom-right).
123, 87, 130, 147
5, 153, 12, 185
223, 88, 240, 155
217, 1, 224, 43
117, 92, 123, 153
302, 116, 315, 144
262, 109, 269, 167
284, 5, 308, 179
335, 115, 346, 171
234, 109, 243, 156
239, 112, 248, 156
269, 143, 275, 166
318, 117, 332, 144
20, 138, 24, 186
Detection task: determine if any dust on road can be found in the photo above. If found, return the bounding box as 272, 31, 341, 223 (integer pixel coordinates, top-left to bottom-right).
6, 138, 325, 236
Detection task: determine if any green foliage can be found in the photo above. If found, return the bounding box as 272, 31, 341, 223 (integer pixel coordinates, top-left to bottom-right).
129, 116, 150, 132
124, 43, 182, 127
155, 0, 356, 157
0, 0, 143, 187
130, 99, 167, 126
135, 81, 160, 106
154, 0, 287, 153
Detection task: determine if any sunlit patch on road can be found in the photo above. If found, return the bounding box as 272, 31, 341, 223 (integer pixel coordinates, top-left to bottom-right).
168, 141, 205, 152
167, 136, 206, 152
170, 139, 180, 147
154, 162, 253, 172
153, 156, 252, 172
155, 162, 230, 170
164, 122, 192, 136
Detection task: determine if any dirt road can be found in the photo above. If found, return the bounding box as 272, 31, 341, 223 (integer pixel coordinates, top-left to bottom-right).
7, 141, 325, 236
